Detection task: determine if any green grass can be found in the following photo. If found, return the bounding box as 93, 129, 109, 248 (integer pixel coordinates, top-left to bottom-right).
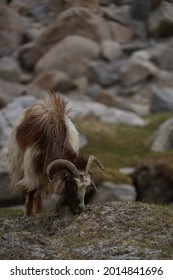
76, 112, 173, 183
0, 208, 23, 217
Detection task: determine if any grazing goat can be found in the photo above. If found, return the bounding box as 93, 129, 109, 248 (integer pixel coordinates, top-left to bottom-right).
7, 93, 104, 215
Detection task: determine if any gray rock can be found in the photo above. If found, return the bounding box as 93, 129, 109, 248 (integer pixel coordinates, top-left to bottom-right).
85, 84, 102, 98
130, 0, 151, 21
150, 41, 173, 71
101, 107, 145, 126
0, 95, 36, 147
101, 40, 122, 62
101, 4, 130, 25
119, 167, 135, 175
0, 112, 9, 131
150, 85, 173, 112
0, 79, 28, 105
88, 61, 119, 87
79, 135, 88, 148
122, 41, 150, 54
96, 181, 136, 202
151, 118, 173, 151
130, 20, 147, 40
120, 51, 158, 86
69, 100, 145, 126
0, 56, 21, 82
2, 95, 36, 126
100, 0, 112, 6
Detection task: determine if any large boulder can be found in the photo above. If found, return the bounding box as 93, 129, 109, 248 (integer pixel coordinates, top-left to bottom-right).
132, 156, 173, 203
18, 7, 110, 70
35, 35, 100, 79
150, 85, 173, 112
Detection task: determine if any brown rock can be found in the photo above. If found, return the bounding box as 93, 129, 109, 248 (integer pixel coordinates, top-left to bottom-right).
18, 42, 43, 71
36, 35, 100, 79
0, 56, 21, 82
31, 70, 77, 92
0, 4, 27, 56
0, 79, 26, 105
107, 21, 134, 44
18, 7, 110, 70
0, 79, 42, 106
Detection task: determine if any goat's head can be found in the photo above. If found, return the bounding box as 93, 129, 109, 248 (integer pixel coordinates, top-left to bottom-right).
46, 155, 104, 214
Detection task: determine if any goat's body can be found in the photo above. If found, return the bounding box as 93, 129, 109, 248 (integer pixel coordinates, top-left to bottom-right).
8, 93, 104, 216
8, 94, 79, 201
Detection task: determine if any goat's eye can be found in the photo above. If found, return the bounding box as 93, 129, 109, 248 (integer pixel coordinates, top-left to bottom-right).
64, 173, 69, 180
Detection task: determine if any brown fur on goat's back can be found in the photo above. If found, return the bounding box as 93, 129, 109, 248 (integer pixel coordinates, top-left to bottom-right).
16, 93, 74, 174
16, 93, 68, 149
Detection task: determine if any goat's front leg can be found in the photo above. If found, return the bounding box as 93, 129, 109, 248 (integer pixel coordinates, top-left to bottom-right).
25, 190, 36, 216
33, 191, 42, 214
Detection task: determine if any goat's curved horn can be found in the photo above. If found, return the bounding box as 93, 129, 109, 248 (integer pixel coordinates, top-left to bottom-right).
46, 159, 80, 179
86, 155, 104, 173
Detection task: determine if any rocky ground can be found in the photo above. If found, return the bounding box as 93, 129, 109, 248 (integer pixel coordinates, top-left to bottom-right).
1, 201, 173, 259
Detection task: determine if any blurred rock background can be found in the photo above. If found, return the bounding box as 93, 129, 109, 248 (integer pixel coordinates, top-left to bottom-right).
1, 0, 173, 208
